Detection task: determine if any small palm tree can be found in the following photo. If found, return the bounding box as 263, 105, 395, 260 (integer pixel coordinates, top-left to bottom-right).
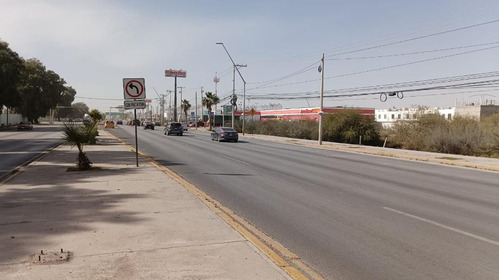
202, 91, 219, 130
181, 99, 191, 123
62, 122, 97, 170
88, 109, 104, 124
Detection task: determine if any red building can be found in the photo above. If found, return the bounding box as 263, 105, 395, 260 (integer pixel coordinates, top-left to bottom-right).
239, 107, 375, 121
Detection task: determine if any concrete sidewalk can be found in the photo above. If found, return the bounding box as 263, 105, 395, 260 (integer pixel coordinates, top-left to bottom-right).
0, 131, 292, 279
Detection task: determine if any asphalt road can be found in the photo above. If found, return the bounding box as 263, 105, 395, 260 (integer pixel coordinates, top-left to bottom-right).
110, 125, 498, 280
0, 125, 64, 181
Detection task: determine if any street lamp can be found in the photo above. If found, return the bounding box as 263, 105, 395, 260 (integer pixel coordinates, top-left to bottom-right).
216, 42, 247, 132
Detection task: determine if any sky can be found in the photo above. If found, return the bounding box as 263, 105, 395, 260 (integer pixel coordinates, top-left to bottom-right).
1, 0, 498, 114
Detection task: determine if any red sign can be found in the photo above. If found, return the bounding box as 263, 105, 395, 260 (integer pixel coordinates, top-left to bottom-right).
165, 69, 187, 78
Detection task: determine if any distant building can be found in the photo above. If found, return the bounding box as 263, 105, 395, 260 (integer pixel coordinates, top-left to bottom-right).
455, 103, 498, 120
375, 107, 456, 128
256, 107, 375, 121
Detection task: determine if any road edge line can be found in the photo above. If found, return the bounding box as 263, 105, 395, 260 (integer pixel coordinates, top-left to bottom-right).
106, 130, 323, 280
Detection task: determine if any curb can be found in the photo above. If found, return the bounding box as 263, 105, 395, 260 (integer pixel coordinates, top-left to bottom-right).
104, 130, 324, 280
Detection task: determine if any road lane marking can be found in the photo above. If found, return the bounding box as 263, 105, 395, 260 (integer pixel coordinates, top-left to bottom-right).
383, 207, 498, 246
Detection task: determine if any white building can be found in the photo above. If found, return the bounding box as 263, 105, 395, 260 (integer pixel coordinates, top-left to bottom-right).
375, 107, 455, 128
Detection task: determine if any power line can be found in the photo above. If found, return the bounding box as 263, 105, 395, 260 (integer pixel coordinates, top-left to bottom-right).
249, 46, 498, 91
246, 71, 499, 100
325, 42, 499, 60
325, 19, 499, 58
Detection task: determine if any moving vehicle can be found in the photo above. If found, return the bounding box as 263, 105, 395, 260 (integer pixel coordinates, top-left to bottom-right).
164, 122, 183, 136
144, 122, 155, 130
211, 127, 238, 142
104, 121, 115, 129
17, 122, 33, 131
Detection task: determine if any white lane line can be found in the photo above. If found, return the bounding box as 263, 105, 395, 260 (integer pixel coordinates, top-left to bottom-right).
383, 207, 498, 246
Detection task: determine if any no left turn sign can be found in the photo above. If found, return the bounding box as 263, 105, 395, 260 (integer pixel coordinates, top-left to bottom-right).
123, 78, 146, 100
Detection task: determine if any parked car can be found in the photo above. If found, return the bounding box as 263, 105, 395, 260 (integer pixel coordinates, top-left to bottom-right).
104, 121, 115, 129
116, 120, 123, 125
17, 121, 33, 131
211, 127, 238, 142
144, 122, 155, 130
164, 122, 183, 136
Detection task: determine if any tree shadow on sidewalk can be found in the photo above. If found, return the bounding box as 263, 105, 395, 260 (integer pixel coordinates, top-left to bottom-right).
0, 184, 147, 265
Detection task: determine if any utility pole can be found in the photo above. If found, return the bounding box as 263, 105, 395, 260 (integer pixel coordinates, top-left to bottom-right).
216, 42, 246, 130
166, 90, 173, 122
195, 91, 198, 130
214, 73, 220, 124
232, 65, 236, 128
178, 86, 185, 122
200, 87, 204, 125
318, 53, 325, 145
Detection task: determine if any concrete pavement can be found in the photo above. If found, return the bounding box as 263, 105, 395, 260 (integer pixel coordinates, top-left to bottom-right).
0, 130, 294, 280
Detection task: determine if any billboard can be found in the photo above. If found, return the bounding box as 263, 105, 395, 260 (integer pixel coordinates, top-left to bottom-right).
165, 69, 187, 78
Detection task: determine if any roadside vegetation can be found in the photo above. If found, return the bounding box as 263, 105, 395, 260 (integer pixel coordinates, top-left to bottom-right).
239, 110, 498, 158
61, 122, 98, 170
0, 39, 85, 124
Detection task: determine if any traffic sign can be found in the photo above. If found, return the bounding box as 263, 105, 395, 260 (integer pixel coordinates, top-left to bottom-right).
123, 78, 146, 100
124, 100, 147, 109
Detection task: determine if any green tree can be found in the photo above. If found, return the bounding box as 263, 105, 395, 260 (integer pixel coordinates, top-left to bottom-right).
181, 99, 191, 123
17, 59, 66, 123
322, 109, 380, 145
70, 102, 89, 119
202, 91, 219, 130
56, 86, 77, 120
61, 122, 97, 170
88, 109, 104, 124
0, 40, 24, 111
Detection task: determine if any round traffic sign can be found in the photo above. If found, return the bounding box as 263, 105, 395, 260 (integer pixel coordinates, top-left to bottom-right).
125, 79, 144, 99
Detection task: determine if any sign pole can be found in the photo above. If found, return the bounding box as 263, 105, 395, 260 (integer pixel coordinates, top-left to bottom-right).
134, 108, 139, 167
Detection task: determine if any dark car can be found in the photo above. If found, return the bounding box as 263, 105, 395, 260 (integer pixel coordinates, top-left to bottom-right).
164, 122, 183, 136
17, 122, 33, 131
211, 127, 238, 142
144, 122, 155, 130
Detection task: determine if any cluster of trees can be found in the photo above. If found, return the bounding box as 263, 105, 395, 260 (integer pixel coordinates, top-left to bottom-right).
241, 109, 381, 146
238, 109, 497, 158
0, 39, 81, 123
384, 113, 498, 157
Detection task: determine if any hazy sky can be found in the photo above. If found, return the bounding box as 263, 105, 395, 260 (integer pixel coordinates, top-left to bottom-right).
1, 0, 498, 113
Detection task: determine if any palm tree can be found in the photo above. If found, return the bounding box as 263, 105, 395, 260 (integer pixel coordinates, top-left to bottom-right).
88, 109, 104, 124
61, 122, 97, 170
202, 91, 219, 130
181, 99, 191, 123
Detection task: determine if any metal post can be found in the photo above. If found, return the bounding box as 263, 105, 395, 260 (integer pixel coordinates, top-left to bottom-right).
178, 86, 185, 122
214, 74, 219, 123
242, 81, 246, 135
195, 91, 198, 130
200, 87, 204, 126
174, 77, 177, 122
319, 53, 325, 145
232, 64, 235, 128
134, 109, 139, 167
